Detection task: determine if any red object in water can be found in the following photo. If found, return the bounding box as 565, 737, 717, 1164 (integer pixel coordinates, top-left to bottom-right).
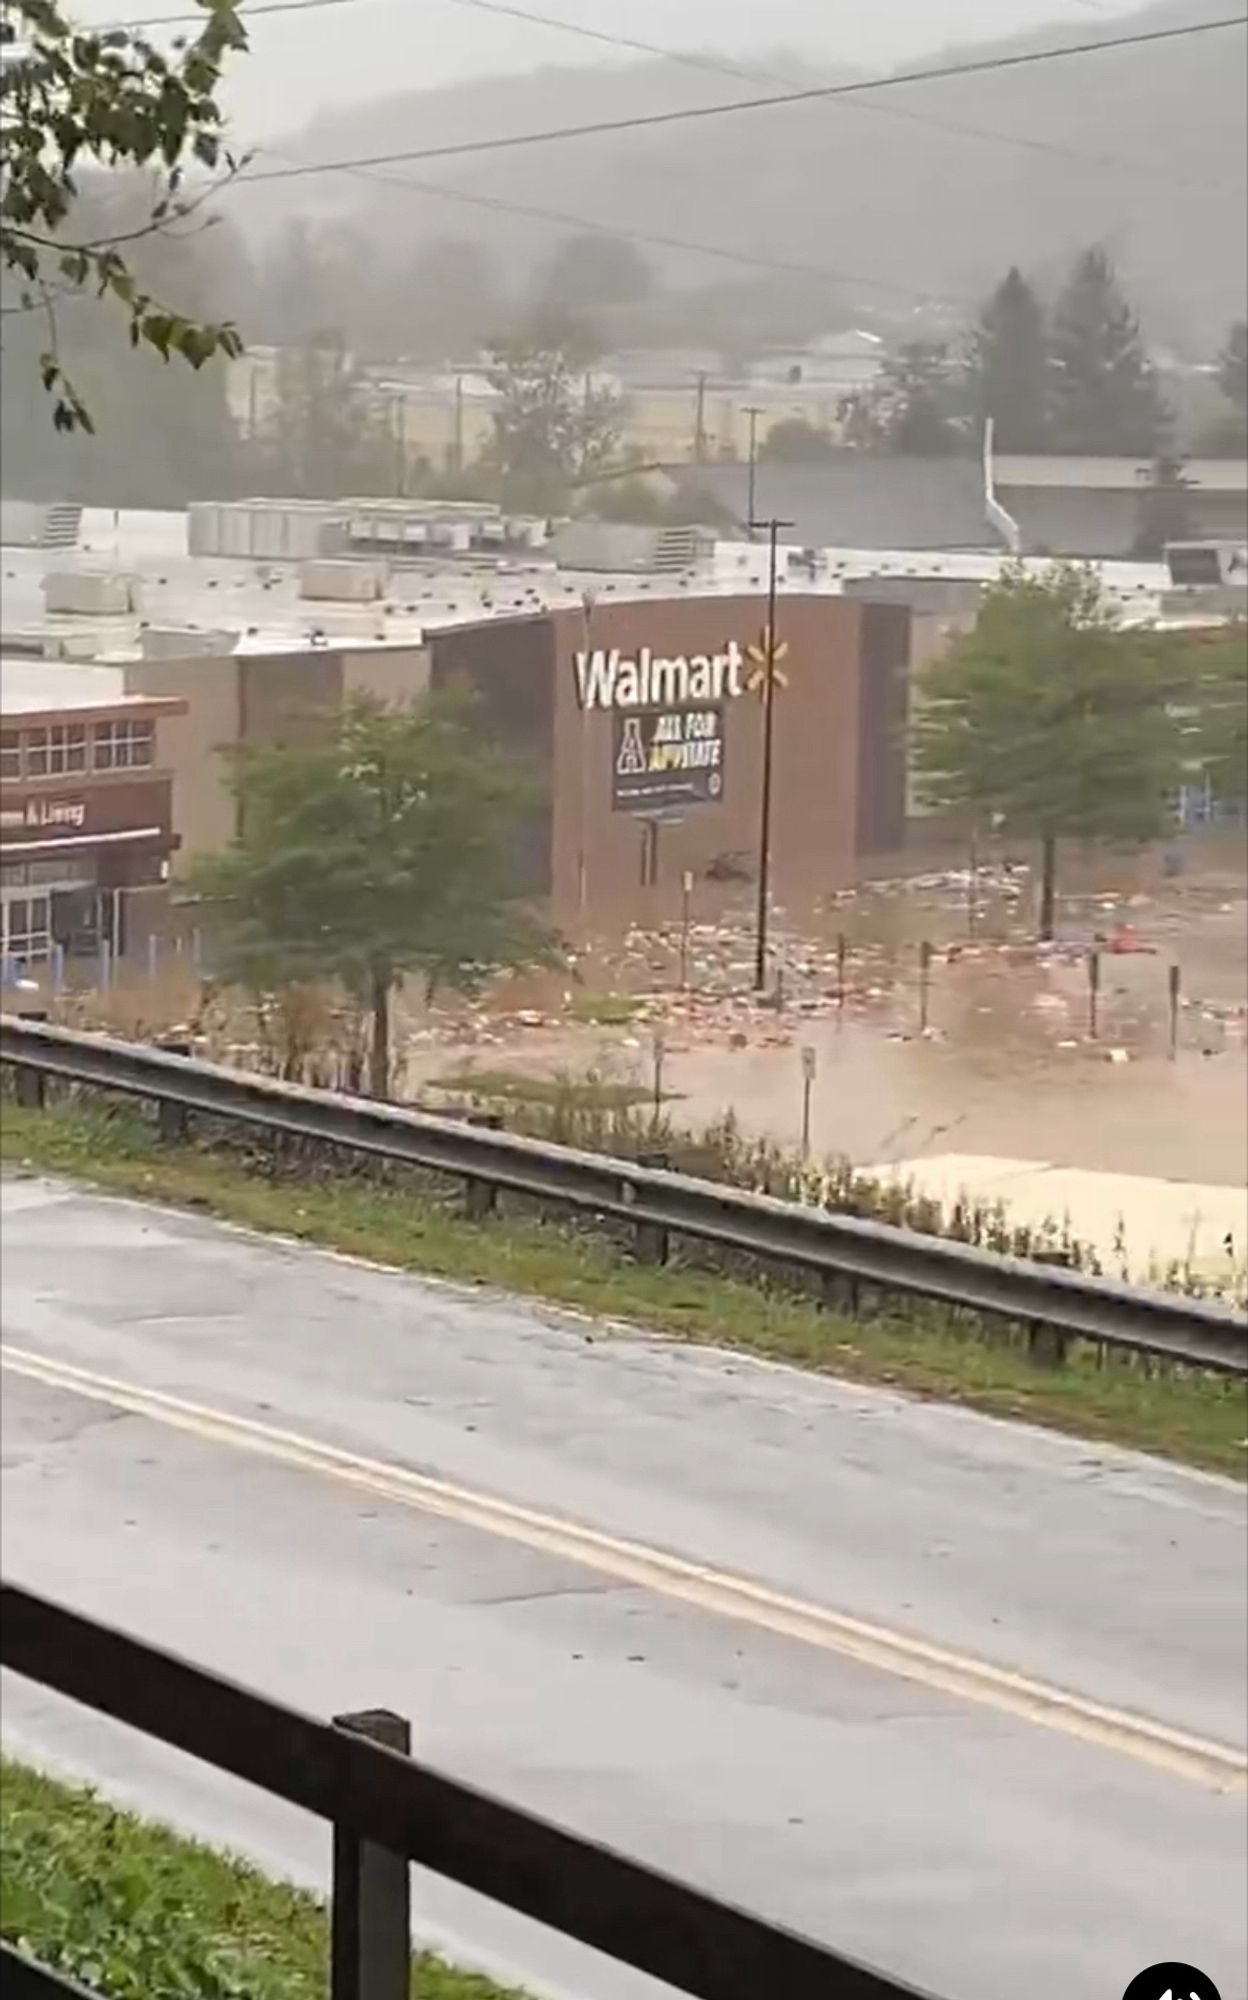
1107, 924, 1157, 955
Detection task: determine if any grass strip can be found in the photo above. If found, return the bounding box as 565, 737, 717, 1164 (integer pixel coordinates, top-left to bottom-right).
2, 1095, 1243, 1477
0, 1759, 521, 1998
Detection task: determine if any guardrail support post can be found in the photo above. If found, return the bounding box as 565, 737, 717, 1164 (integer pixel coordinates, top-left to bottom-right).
635, 1152, 670, 1265
331, 1708, 411, 2000
821, 1270, 859, 1317
13, 1064, 45, 1111
464, 1112, 502, 1219
13, 1012, 48, 1111
1027, 1252, 1072, 1367
156, 1042, 192, 1143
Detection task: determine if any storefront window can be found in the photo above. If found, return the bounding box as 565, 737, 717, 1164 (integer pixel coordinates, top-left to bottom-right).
92, 717, 154, 770
1, 856, 95, 890
25, 724, 88, 776
1, 893, 51, 963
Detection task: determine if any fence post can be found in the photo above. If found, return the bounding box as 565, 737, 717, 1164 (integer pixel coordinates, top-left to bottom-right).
464, 1111, 502, 1220
918, 939, 934, 1034
634, 1151, 670, 1266
821, 1269, 860, 1317
1027, 1251, 1072, 1368
13, 1011, 48, 1111
156, 1041, 192, 1143
331, 1709, 411, 2000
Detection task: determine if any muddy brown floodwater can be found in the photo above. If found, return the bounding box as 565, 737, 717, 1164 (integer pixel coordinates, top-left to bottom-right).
404, 861, 1248, 1191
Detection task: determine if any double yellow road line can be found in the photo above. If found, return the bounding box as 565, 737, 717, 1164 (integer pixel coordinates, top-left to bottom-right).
3, 1341, 1244, 1795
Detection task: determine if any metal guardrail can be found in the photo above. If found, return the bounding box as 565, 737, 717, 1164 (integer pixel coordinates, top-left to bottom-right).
0, 1581, 937, 2000
2, 1015, 1244, 1374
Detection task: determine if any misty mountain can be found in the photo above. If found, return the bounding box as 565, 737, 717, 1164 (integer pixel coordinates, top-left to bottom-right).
235, 0, 1246, 351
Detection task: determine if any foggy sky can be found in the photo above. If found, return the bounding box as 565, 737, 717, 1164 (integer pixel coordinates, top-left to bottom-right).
91, 0, 1142, 140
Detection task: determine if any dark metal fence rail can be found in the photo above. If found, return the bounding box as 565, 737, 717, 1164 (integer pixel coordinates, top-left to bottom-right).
0, 1581, 936, 2000
0, 1948, 101, 1999
3, 1016, 1244, 1372
4, 1015, 1245, 1370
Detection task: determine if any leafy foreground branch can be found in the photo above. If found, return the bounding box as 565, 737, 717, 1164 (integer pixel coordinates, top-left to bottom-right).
2, 1095, 1243, 1476
0, 1761, 522, 1999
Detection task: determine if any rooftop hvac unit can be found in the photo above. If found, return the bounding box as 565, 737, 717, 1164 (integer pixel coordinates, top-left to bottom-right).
551, 522, 712, 573
41, 569, 141, 615
298, 558, 388, 602
187, 499, 345, 560
1166, 542, 1248, 589
138, 626, 237, 659
1, 500, 83, 549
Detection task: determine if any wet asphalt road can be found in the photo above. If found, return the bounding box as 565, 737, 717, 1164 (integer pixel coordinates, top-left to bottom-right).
1, 1175, 1245, 2000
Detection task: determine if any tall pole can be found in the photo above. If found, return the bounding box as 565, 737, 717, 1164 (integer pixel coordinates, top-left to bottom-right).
391, 393, 404, 497
577, 588, 596, 927
452, 373, 464, 475
744, 406, 761, 532
693, 370, 709, 463
752, 515, 791, 993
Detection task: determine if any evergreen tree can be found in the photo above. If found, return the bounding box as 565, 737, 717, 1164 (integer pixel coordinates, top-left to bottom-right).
1049, 249, 1166, 457
1218, 320, 1248, 416
967, 267, 1051, 451
1198, 321, 1248, 455
872, 344, 960, 458
1131, 454, 1195, 560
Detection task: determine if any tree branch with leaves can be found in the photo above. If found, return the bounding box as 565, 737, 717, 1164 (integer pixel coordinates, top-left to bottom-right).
1, 0, 247, 429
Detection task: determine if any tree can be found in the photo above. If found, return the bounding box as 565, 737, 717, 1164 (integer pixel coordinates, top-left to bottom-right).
913, 565, 1183, 939
1198, 321, 1248, 455
1049, 249, 1167, 457
193, 697, 556, 1098
404, 237, 500, 361
1186, 626, 1248, 808
1, 0, 246, 429
539, 233, 652, 316
849, 341, 965, 455
967, 267, 1051, 451
758, 418, 838, 463
1, 172, 247, 502
248, 334, 396, 498
1218, 321, 1248, 415
1131, 454, 1195, 560
484, 313, 622, 512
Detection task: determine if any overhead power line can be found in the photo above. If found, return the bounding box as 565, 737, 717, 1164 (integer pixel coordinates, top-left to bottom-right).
279, 147, 975, 309
429, 0, 1228, 187
112, 0, 362, 25
231, 16, 1248, 187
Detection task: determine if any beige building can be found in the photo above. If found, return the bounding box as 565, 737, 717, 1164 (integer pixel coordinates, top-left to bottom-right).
124, 641, 429, 869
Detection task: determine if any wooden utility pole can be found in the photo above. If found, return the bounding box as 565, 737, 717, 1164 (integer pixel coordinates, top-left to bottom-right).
743, 406, 762, 528
747, 516, 794, 993
692, 371, 709, 462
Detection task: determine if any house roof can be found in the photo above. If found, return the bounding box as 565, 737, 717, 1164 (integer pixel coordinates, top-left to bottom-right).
664, 455, 1000, 553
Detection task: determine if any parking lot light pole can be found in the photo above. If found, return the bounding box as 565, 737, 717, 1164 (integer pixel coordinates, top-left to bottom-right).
750, 515, 792, 993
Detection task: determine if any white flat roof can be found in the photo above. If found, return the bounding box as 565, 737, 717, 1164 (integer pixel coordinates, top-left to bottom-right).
1, 657, 128, 714
0, 504, 1206, 660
